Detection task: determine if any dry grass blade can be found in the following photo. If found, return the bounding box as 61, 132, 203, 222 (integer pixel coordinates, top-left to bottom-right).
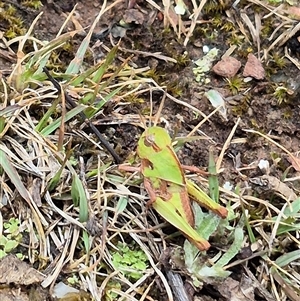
129, 232, 174, 301
41, 226, 74, 288
118, 47, 177, 63
184, 0, 207, 46
240, 11, 261, 55
267, 21, 300, 54
0, 148, 47, 259
216, 117, 240, 172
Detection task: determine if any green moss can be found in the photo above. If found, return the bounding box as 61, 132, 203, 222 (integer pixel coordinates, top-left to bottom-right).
211, 14, 223, 27
221, 21, 236, 32
282, 109, 292, 119
203, 0, 227, 13
231, 96, 250, 116
124, 94, 145, 104
226, 33, 244, 46
166, 80, 183, 97
273, 86, 289, 105
237, 45, 254, 59
143, 69, 161, 83
250, 118, 259, 128
21, 0, 42, 10
0, 3, 26, 39
270, 52, 287, 69
176, 52, 190, 67
226, 76, 245, 95
6, 4, 17, 16
261, 19, 274, 39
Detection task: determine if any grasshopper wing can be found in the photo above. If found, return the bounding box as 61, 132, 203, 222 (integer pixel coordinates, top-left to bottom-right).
152, 194, 210, 251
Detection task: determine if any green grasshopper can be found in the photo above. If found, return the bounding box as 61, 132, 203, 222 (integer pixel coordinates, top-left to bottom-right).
121, 126, 228, 250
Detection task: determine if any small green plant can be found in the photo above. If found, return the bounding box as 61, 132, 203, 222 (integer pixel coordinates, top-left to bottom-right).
166, 80, 183, 97
211, 14, 223, 27
221, 21, 235, 32
203, 0, 226, 13
183, 220, 243, 287
21, 0, 43, 10
67, 274, 79, 285
0, 218, 23, 258
193, 48, 219, 82
0, 3, 26, 39
226, 76, 244, 95
270, 52, 287, 69
226, 33, 244, 46
274, 86, 288, 104
267, 0, 282, 4
112, 243, 148, 280
104, 281, 122, 301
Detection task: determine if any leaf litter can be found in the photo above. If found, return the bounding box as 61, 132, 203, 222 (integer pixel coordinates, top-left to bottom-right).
0, 0, 300, 301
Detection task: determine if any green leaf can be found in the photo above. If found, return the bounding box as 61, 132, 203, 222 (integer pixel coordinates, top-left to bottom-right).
69, 62, 103, 86
276, 221, 300, 235
174, 0, 187, 14
4, 218, 19, 234
275, 250, 300, 267
71, 176, 79, 207
82, 230, 90, 254
215, 227, 244, 267
4, 239, 19, 252
93, 46, 118, 83
0, 116, 5, 133
204, 89, 227, 119
35, 97, 60, 132
184, 240, 199, 269
116, 197, 128, 214
47, 152, 70, 192
273, 198, 300, 235
196, 211, 220, 241
196, 265, 231, 279
47, 168, 64, 192
111, 243, 148, 280
40, 105, 86, 136
0, 250, 7, 259
0, 149, 31, 202
83, 86, 123, 118
281, 198, 300, 217
27, 30, 79, 70
0, 236, 8, 246
208, 149, 219, 202
71, 174, 89, 222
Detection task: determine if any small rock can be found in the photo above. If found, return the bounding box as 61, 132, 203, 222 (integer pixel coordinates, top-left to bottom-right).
212, 56, 241, 78
243, 53, 265, 80
0, 255, 45, 285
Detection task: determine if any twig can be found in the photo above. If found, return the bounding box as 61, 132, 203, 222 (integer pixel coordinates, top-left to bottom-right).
43, 67, 121, 163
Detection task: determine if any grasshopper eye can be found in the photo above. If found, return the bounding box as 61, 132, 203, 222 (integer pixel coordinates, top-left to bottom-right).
144, 134, 161, 152
144, 134, 155, 147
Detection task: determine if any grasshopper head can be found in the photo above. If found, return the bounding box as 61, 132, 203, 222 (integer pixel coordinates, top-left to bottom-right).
137, 126, 171, 158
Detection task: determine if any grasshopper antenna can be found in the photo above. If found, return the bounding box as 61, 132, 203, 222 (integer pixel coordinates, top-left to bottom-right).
153, 92, 166, 126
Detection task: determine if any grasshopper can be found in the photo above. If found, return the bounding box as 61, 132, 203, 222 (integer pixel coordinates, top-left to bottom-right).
121, 126, 228, 250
